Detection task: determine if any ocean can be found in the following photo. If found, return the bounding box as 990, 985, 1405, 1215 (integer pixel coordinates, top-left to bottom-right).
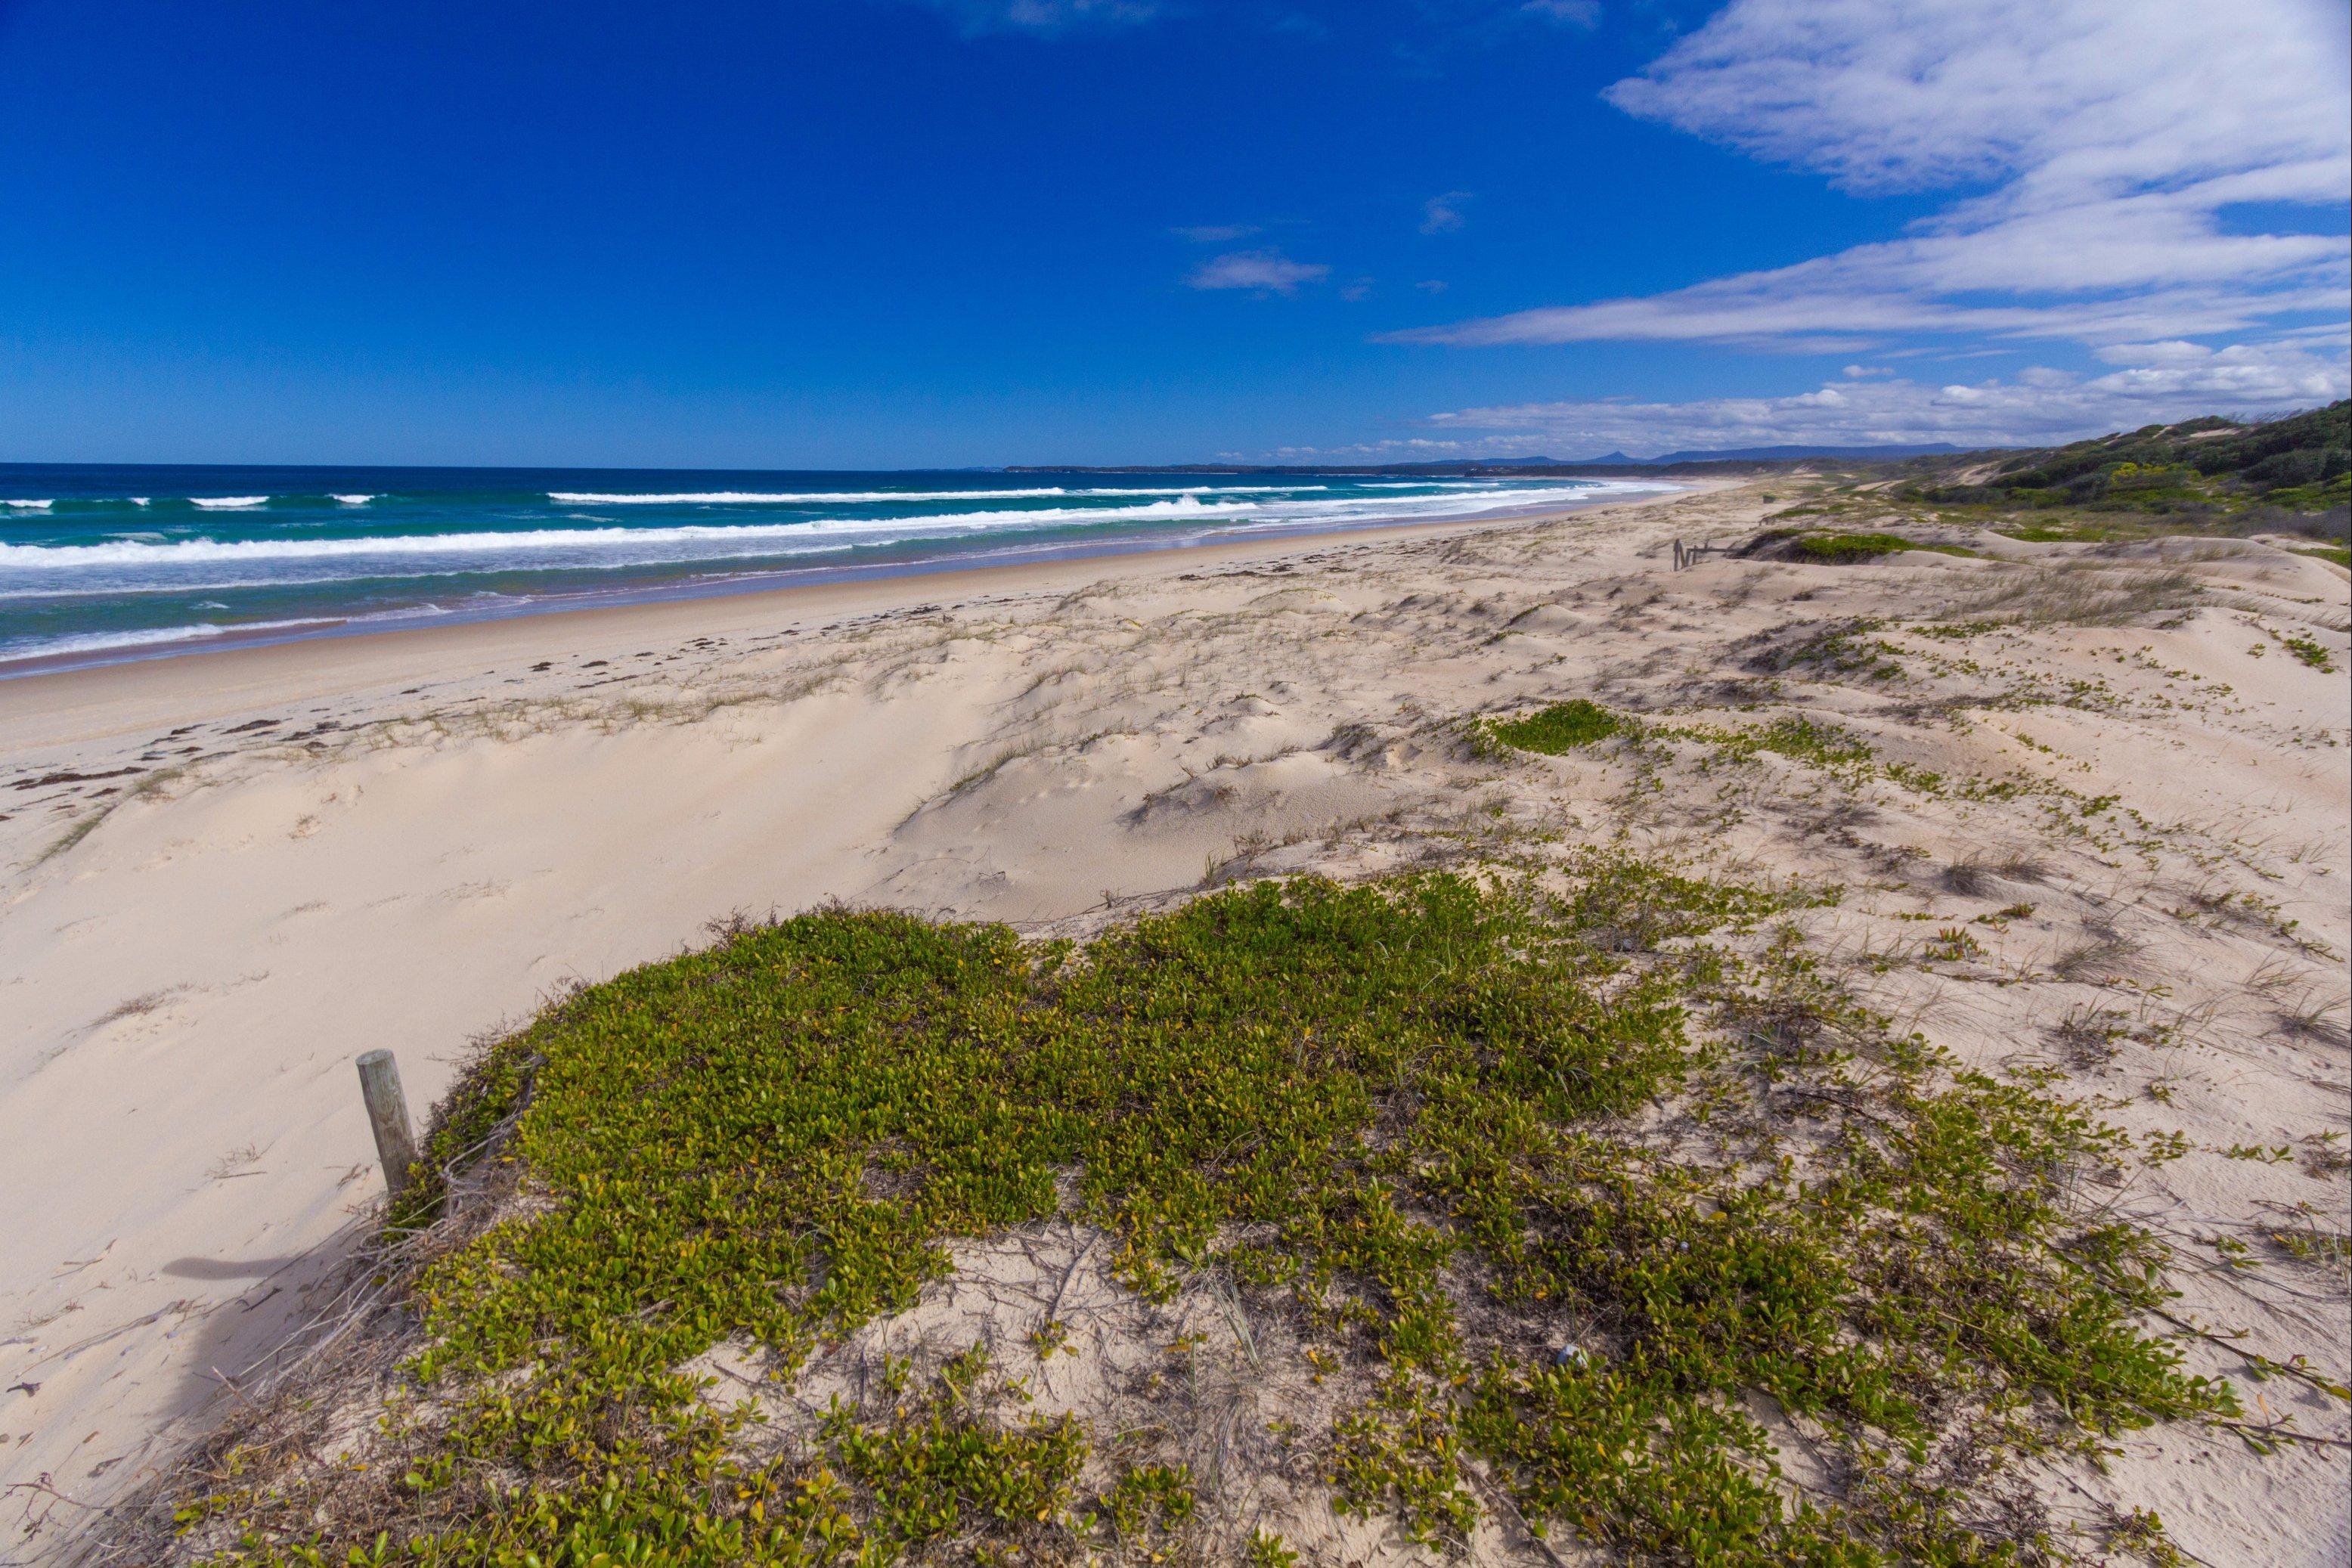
0, 463, 1673, 672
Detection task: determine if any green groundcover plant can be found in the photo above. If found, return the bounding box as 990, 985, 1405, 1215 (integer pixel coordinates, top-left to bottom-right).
1486, 699, 1626, 753
171, 867, 2233, 1567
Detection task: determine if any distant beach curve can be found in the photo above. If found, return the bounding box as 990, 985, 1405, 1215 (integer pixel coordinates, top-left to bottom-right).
0, 465, 1676, 673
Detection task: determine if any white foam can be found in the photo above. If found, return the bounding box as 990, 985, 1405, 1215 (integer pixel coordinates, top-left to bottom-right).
2, 498, 54, 510
0, 483, 1659, 578
331, 494, 376, 505
0, 484, 1665, 602
0, 617, 341, 664
547, 489, 1060, 505
0, 522, 886, 569
1071, 485, 1329, 497
546, 485, 1326, 505
191, 496, 269, 510
7, 624, 229, 657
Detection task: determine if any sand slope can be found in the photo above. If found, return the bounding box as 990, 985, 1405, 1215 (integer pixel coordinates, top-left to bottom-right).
3, 486, 2346, 1562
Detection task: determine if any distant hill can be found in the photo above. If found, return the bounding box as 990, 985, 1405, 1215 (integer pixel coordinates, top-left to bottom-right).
1012, 408, 2349, 497
1015, 442, 1976, 479
1497, 442, 1975, 466
1011, 442, 1966, 479
1399, 443, 1973, 468
1901, 401, 2350, 517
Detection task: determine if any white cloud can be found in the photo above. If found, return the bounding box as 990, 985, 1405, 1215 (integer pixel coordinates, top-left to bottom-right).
1187, 249, 1333, 294
1272, 437, 1472, 459
1172, 224, 1260, 243
1420, 191, 1473, 234
1601, 0, 2344, 197
1399, 0, 2350, 351
1520, 0, 1601, 27
1415, 337, 2347, 457
895, 0, 1161, 36
2093, 339, 2218, 366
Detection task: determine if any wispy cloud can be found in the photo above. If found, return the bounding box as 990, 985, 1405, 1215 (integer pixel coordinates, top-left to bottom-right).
891, 0, 1163, 36
1171, 224, 1261, 243
1419, 191, 1473, 234
1397, 0, 2350, 352
1270, 437, 1472, 459
1187, 249, 1333, 294
1519, 0, 1601, 27
1414, 336, 2349, 456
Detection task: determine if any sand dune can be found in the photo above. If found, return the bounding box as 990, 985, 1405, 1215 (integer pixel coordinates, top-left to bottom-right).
4, 485, 2346, 1562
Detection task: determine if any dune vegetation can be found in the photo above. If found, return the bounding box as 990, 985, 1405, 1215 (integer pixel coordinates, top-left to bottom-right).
1903, 401, 2348, 514
160, 857, 2240, 1566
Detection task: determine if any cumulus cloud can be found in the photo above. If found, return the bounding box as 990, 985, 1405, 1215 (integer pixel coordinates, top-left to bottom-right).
893, 0, 1161, 36
1420, 191, 1473, 234
1412, 337, 2348, 456
1187, 249, 1333, 294
1399, 0, 2350, 351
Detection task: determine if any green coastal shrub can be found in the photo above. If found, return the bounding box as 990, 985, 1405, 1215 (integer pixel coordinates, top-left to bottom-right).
1487, 699, 1625, 752
1793, 531, 1975, 562
173, 868, 2231, 1567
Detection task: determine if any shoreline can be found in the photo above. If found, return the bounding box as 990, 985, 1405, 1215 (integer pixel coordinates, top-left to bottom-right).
0, 485, 1684, 685
0, 488, 1702, 751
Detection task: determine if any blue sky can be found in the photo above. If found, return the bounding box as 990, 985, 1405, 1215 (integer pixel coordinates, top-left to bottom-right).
0, 0, 2344, 465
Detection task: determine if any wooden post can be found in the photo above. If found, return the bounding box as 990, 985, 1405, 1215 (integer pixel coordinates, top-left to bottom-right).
1672, 540, 1686, 570
356, 1049, 420, 1203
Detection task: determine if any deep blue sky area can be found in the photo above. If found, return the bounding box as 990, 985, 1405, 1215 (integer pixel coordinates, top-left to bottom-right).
0, 0, 2342, 464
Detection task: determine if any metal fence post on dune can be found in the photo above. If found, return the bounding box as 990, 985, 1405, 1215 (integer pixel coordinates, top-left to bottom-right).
356, 1049, 420, 1203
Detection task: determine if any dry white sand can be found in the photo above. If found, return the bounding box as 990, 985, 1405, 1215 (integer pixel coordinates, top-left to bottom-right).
3, 485, 2346, 1562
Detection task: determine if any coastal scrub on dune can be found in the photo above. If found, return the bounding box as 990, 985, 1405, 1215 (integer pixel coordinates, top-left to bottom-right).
1786, 533, 1977, 564
153, 864, 2239, 1566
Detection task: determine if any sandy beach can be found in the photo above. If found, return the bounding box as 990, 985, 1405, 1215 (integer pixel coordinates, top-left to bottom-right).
5, 482, 2347, 1563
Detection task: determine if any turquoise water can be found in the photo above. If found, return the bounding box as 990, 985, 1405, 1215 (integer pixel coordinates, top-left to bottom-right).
0, 463, 1672, 671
